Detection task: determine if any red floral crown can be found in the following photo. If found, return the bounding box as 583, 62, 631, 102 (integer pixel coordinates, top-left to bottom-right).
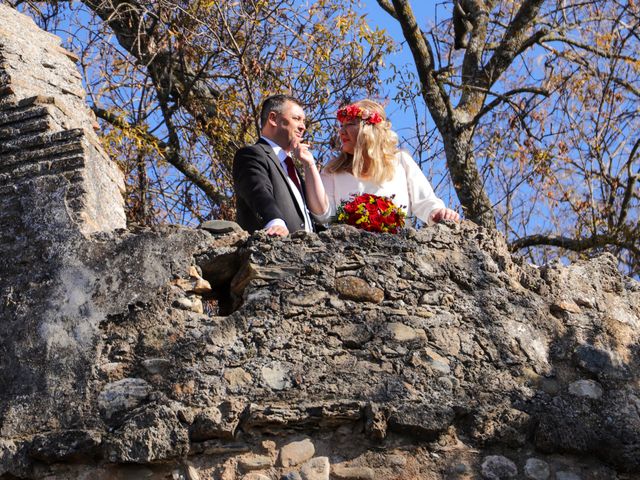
336, 104, 384, 125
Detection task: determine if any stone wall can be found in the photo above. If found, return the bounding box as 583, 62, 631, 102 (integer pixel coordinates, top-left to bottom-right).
0, 0, 126, 458
1, 5, 640, 480
0, 3, 126, 237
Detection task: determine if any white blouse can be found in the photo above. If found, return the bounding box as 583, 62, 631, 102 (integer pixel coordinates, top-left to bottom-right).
312, 150, 445, 225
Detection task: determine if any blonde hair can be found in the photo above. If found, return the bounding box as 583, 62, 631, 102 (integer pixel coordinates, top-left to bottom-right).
325, 99, 398, 184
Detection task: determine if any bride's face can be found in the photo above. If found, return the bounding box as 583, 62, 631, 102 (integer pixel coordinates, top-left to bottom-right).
339, 121, 360, 154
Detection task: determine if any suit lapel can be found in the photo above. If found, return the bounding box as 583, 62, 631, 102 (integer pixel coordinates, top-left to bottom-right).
257, 139, 289, 186
256, 139, 306, 216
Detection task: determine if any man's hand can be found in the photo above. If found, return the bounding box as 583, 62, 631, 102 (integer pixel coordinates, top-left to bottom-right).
430, 208, 460, 223
264, 224, 289, 236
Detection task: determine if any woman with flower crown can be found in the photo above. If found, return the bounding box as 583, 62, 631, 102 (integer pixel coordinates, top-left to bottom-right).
295, 99, 460, 227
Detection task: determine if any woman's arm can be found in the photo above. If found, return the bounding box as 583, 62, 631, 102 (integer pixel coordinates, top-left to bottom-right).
292, 141, 329, 216
400, 151, 459, 224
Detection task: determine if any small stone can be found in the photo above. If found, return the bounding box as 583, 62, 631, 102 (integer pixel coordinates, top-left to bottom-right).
142, 358, 171, 375
574, 295, 596, 308
329, 297, 345, 309
190, 403, 240, 441
388, 322, 417, 341
98, 378, 152, 421
183, 266, 212, 294
261, 439, 276, 453
331, 464, 375, 479
238, 454, 272, 472
551, 300, 581, 314
300, 456, 330, 480
437, 376, 453, 391
279, 438, 315, 467
568, 379, 603, 400
99, 362, 125, 380
242, 474, 271, 480
184, 461, 200, 480
556, 472, 582, 480
524, 458, 550, 480
189, 296, 204, 314
481, 455, 517, 479
423, 348, 451, 374
174, 297, 194, 310
335, 276, 384, 303
288, 290, 328, 307
419, 291, 441, 305
281, 473, 303, 480
188, 265, 202, 277
174, 295, 204, 313
262, 362, 291, 390
452, 463, 468, 473
224, 367, 252, 391
386, 454, 406, 467
200, 219, 243, 234
192, 278, 212, 294
172, 468, 185, 480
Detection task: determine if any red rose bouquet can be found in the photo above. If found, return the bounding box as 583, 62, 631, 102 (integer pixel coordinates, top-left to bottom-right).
336, 193, 406, 233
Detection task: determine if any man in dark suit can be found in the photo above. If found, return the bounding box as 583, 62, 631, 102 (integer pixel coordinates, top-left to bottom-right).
233, 94, 314, 236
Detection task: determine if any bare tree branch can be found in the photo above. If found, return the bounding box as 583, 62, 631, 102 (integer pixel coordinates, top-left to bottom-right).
376, 0, 398, 19
93, 104, 229, 207
481, 0, 545, 89
509, 233, 640, 256
617, 136, 640, 229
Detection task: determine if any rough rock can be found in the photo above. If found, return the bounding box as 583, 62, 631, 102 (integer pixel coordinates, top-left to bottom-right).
299, 457, 330, 480
237, 453, 272, 472
524, 458, 550, 480
481, 455, 518, 479
568, 379, 603, 399
335, 275, 384, 303
331, 464, 375, 479
2, 5, 640, 480
98, 378, 152, 421
556, 472, 582, 480
279, 438, 315, 468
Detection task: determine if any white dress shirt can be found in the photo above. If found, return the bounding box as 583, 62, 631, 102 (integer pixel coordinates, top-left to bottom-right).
261, 136, 313, 232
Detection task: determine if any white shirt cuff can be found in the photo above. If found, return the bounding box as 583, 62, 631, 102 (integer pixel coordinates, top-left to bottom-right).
264, 218, 287, 229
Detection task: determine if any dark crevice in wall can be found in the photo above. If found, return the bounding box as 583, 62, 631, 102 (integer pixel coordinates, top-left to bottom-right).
197, 247, 247, 316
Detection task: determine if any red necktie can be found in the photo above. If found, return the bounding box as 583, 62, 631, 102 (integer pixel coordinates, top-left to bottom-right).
284, 156, 302, 193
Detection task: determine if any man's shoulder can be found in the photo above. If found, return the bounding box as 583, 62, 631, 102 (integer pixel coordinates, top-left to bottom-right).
236, 141, 263, 154
234, 141, 270, 162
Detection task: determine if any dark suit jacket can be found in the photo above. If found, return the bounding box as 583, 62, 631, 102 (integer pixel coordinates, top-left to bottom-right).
233, 138, 310, 233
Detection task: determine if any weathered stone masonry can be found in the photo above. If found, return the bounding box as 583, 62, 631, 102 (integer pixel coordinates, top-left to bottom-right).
1, 5, 640, 480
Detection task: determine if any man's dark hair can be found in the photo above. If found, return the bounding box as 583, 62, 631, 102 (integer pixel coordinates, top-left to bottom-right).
260, 94, 303, 128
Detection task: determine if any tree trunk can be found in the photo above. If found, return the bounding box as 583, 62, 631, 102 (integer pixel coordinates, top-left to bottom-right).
442, 127, 496, 228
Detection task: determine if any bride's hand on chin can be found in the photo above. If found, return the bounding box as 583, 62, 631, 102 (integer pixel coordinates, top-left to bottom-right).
291, 140, 315, 168
430, 208, 460, 223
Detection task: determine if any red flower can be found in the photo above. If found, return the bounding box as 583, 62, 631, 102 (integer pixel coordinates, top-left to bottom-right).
336, 193, 406, 234
336, 104, 384, 125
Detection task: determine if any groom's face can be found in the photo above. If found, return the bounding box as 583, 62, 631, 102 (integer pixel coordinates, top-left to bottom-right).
271, 101, 306, 150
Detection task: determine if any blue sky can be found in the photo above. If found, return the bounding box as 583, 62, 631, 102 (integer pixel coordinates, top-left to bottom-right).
360, 1, 437, 130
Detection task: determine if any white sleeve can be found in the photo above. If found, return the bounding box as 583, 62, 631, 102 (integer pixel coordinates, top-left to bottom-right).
400, 151, 445, 225
310, 171, 336, 224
